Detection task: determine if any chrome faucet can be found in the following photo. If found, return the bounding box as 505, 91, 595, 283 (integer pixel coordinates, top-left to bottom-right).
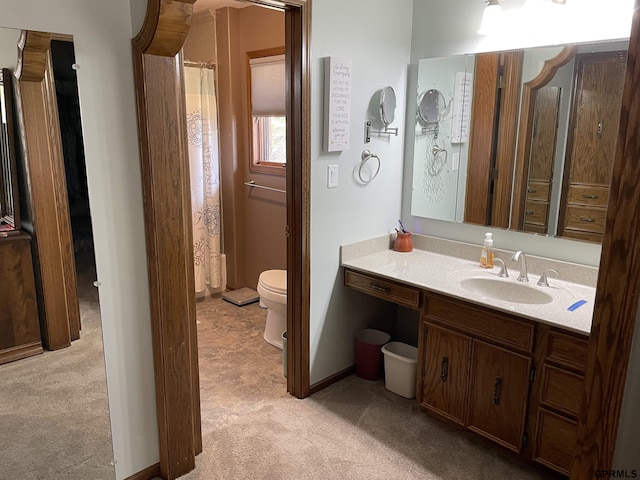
511, 251, 529, 282
537, 268, 559, 287
494, 258, 509, 278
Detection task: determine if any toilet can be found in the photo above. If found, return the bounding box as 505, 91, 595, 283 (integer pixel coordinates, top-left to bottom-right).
257, 269, 287, 349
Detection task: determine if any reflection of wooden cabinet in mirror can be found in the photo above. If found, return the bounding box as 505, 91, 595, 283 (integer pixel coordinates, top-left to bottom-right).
0, 68, 21, 230
0, 233, 42, 365
557, 51, 626, 243
523, 86, 561, 234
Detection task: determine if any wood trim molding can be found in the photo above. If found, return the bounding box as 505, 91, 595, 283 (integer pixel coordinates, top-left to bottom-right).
124, 463, 161, 480
284, 0, 311, 399
511, 46, 577, 230
15, 31, 50, 82
309, 365, 355, 395
14, 30, 80, 350
491, 51, 523, 228
132, 11, 200, 480
571, 3, 640, 476
134, 0, 196, 57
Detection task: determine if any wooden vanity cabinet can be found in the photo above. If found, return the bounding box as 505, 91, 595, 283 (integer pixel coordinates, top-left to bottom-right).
419, 293, 535, 453
530, 327, 589, 475
0, 233, 42, 364
344, 267, 588, 476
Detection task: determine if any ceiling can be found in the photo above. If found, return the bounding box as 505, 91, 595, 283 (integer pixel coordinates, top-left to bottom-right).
194, 0, 251, 12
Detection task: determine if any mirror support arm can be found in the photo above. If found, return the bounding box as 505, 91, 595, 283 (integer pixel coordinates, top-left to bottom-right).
364, 120, 399, 143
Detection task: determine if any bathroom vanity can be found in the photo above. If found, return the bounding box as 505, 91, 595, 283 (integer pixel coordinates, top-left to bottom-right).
342, 234, 594, 476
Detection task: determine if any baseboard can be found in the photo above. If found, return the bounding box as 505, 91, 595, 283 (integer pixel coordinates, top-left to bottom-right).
124, 463, 161, 480
309, 365, 355, 395
0, 342, 43, 366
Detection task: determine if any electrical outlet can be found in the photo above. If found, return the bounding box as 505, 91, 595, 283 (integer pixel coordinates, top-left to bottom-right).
328, 165, 339, 188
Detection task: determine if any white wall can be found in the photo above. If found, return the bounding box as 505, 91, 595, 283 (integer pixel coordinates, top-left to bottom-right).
0, 28, 19, 69
309, 0, 413, 384
401, 0, 634, 268
0, 1, 157, 478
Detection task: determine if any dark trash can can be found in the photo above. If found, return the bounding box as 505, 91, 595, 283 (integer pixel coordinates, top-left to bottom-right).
354, 328, 391, 380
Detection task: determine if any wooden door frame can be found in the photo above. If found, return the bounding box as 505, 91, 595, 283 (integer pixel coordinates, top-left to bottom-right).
131, 0, 310, 478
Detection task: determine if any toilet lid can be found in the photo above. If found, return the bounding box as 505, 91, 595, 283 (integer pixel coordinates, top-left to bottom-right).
259, 269, 287, 294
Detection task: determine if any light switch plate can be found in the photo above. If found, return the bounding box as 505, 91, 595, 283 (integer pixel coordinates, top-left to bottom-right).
328, 165, 339, 188
452, 152, 460, 171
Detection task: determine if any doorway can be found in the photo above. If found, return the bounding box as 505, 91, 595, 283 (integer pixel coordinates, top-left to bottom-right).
182, 0, 290, 436
131, 0, 310, 476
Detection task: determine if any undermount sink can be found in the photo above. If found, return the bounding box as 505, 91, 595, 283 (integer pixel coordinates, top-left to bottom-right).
460, 277, 553, 305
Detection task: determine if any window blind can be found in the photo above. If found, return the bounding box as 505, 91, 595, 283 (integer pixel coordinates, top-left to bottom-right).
249, 54, 285, 117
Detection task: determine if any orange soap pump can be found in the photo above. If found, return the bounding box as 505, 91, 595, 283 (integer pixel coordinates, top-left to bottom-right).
480, 232, 494, 268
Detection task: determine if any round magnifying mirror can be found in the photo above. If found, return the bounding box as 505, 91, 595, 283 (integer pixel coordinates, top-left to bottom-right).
418, 89, 444, 124
379, 86, 397, 126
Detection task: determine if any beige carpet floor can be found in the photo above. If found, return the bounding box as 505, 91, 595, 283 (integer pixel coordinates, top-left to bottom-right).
0, 252, 115, 480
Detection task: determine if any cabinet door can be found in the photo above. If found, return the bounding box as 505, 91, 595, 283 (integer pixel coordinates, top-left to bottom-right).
420, 322, 472, 426
467, 340, 532, 452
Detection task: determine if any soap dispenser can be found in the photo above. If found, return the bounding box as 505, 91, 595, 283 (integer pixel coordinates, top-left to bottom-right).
480, 233, 494, 268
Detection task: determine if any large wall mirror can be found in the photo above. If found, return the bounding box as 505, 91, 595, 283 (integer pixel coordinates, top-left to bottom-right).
0, 67, 20, 231
410, 39, 629, 245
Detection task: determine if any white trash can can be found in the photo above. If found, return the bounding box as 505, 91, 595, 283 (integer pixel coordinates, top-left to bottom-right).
381, 342, 419, 399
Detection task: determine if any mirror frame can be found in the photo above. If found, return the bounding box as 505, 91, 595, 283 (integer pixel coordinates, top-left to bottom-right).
380, 85, 396, 125
511, 46, 578, 231
0, 67, 21, 229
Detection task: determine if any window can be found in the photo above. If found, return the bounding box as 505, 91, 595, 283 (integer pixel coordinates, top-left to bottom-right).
247, 47, 286, 174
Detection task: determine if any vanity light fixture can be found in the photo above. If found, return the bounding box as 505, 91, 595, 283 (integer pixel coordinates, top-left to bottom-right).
478, 0, 504, 35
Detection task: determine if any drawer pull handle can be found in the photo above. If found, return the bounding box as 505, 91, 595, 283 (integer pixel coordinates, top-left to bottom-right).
583, 194, 599, 199
369, 283, 391, 293
580, 217, 596, 223
527, 188, 537, 193
526, 210, 534, 215
493, 376, 503, 405
440, 356, 449, 382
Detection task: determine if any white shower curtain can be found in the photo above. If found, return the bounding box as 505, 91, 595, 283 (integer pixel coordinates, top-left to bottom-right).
185, 66, 225, 293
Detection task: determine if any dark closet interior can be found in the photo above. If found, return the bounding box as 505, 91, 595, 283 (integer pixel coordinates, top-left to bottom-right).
50, 40, 94, 258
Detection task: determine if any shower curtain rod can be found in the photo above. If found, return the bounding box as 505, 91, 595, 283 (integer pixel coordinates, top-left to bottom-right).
183, 60, 216, 69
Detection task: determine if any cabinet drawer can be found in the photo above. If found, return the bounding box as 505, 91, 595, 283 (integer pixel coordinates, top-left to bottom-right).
564, 205, 606, 234
523, 223, 546, 234
344, 269, 420, 309
524, 201, 548, 226
568, 184, 609, 208
425, 294, 534, 353
547, 330, 589, 372
526, 181, 550, 202
539, 364, 584, 417
533, 408, 578, 475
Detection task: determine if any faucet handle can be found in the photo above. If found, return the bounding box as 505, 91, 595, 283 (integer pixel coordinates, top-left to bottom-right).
494, 258, 509, 278
537, 268, 559, 287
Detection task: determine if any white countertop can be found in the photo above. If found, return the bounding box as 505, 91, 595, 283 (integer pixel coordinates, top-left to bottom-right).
341, 245, 595, 336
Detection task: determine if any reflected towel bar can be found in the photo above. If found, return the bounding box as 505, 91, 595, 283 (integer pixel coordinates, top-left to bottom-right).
244, 180, 286, 194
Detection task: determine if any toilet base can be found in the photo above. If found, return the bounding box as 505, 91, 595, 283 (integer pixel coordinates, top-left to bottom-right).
263, 332, 283, 350
263, 307, 286, 350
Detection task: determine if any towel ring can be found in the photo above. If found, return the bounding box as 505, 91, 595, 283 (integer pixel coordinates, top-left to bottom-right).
359, 149, 381, 184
